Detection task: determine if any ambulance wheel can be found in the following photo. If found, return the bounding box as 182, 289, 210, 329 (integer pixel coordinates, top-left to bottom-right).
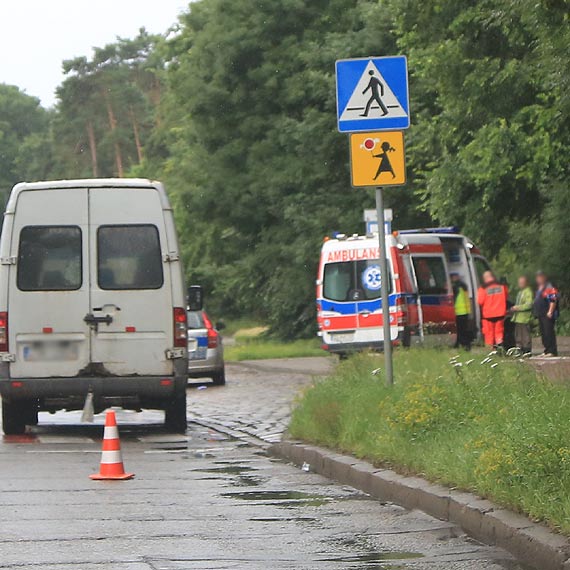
2, 400, 27, 435
165, 391, 187, 433
402, 328, 412, 348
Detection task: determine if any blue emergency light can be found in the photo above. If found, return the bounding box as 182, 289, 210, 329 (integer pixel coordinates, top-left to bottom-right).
398, 226, 461, 235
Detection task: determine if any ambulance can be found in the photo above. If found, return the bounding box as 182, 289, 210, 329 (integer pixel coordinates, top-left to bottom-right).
316, 227, 492, 354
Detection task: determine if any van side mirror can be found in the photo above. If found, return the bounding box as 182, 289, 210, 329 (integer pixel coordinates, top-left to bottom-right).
187, 285, 204, 312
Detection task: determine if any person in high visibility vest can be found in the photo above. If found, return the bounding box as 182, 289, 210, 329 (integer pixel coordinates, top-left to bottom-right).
477, 271, 509, 347
510, 275, 533, 355
451, 273, 472, 350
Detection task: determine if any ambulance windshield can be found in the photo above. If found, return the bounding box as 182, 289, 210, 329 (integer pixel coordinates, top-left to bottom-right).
323, 260, 392, 302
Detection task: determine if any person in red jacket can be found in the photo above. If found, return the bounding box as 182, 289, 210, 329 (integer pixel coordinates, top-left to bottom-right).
477, 271, 509, 347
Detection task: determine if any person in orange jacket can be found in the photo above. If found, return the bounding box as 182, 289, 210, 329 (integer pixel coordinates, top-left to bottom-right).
477, 271, 509, 347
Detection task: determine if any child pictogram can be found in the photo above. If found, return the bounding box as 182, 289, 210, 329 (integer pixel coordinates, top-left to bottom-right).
373, 142, 396, 180
350, 131, 406, 187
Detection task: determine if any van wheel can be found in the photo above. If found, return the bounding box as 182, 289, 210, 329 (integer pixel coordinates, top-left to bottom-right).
2, 400, 27, 435
212, 369, 226, 386
165, 391, 187, 433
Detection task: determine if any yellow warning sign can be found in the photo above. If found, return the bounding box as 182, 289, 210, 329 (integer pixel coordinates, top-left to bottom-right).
350, 131, 406, 187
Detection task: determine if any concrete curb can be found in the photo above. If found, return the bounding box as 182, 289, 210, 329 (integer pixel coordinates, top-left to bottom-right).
269, 440, 570, 570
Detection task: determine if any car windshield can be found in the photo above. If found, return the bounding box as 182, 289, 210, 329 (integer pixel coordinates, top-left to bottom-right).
187, 311, 205, 329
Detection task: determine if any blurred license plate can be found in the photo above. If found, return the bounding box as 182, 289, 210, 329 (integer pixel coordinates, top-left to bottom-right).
23, 342, 78, 362
190, 347, 207, 361
330, 333, 354, 344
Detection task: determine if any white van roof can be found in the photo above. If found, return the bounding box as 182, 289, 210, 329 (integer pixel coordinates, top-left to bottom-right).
7, 179, 170, 213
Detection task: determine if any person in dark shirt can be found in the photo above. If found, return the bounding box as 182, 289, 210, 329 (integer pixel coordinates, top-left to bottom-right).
533, 271, 559, 357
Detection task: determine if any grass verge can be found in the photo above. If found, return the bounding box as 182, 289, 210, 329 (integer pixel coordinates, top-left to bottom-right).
218, 318, 265, 338
290, 349, 570, 534
225, 337, 324, 361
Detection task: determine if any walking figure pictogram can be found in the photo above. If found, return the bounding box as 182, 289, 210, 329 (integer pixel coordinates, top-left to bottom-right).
361, 70, 389, 117
373, 142, 396, 180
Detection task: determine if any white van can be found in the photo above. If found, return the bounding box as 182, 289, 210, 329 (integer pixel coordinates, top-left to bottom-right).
0, 179, 190, 434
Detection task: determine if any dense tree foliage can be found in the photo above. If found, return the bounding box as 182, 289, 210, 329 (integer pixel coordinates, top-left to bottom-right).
0, 85, 48, 203
2, 0, 569, 335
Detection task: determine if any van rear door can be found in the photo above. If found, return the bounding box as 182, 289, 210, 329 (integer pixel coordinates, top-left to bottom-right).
87, 187, 173, 377
411, 253, 454, 331
9, 189, 91, 378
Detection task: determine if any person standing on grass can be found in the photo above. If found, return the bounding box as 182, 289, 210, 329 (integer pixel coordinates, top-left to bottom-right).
533, 271, 559, 357
451, 273, 472, 350
511, 275, 533, 355
478, 271, 508, 348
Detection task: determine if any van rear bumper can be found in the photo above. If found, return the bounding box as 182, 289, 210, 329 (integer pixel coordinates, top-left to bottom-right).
0, 370, 187, 411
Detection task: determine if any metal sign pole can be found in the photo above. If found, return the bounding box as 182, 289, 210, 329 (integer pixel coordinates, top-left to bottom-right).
375, 187, 394, 386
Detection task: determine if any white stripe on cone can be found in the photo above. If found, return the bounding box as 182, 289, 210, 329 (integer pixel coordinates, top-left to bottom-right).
100, 450, 124, 464
103, 426, 119, 440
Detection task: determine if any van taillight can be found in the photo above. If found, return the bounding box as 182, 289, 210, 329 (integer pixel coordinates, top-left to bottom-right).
173, 308, 187, 347
0, 312, 8, 352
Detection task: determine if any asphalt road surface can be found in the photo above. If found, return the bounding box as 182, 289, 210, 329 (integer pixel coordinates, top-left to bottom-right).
0, 359, 532, 569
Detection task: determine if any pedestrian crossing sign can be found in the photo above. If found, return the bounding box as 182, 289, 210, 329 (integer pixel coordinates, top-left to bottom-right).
349, 131, 406, 187
336, 56, 410, 133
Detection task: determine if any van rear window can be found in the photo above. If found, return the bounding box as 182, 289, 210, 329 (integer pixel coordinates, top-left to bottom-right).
97, 225, 163, 290
412, 256, 449, 295
17, 226, 82, 291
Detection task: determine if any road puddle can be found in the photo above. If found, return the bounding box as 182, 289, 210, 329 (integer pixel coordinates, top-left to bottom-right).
320, 552, 424, 563
192, 463, 264, 487
221, 489, 332, 507
193, 465, 256, 475
250, 516, 318, 523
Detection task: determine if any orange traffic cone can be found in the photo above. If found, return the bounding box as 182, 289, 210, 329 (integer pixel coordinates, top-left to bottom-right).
90, 410, 134, 480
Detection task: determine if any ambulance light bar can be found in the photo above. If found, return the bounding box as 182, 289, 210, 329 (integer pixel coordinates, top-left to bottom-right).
398, 226, 460, 235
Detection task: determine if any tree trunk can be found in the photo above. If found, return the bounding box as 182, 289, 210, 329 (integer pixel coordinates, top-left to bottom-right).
129, 107, 143, 163
150, 75, 162, 127
85, 120, 98, 177
103, 93, 124, 177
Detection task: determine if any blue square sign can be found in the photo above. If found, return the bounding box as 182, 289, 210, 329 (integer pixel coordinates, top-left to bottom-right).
336, 56, 410, 133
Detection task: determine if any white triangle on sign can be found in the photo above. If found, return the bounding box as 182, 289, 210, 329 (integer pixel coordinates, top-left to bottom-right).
340, 61, 407, 122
